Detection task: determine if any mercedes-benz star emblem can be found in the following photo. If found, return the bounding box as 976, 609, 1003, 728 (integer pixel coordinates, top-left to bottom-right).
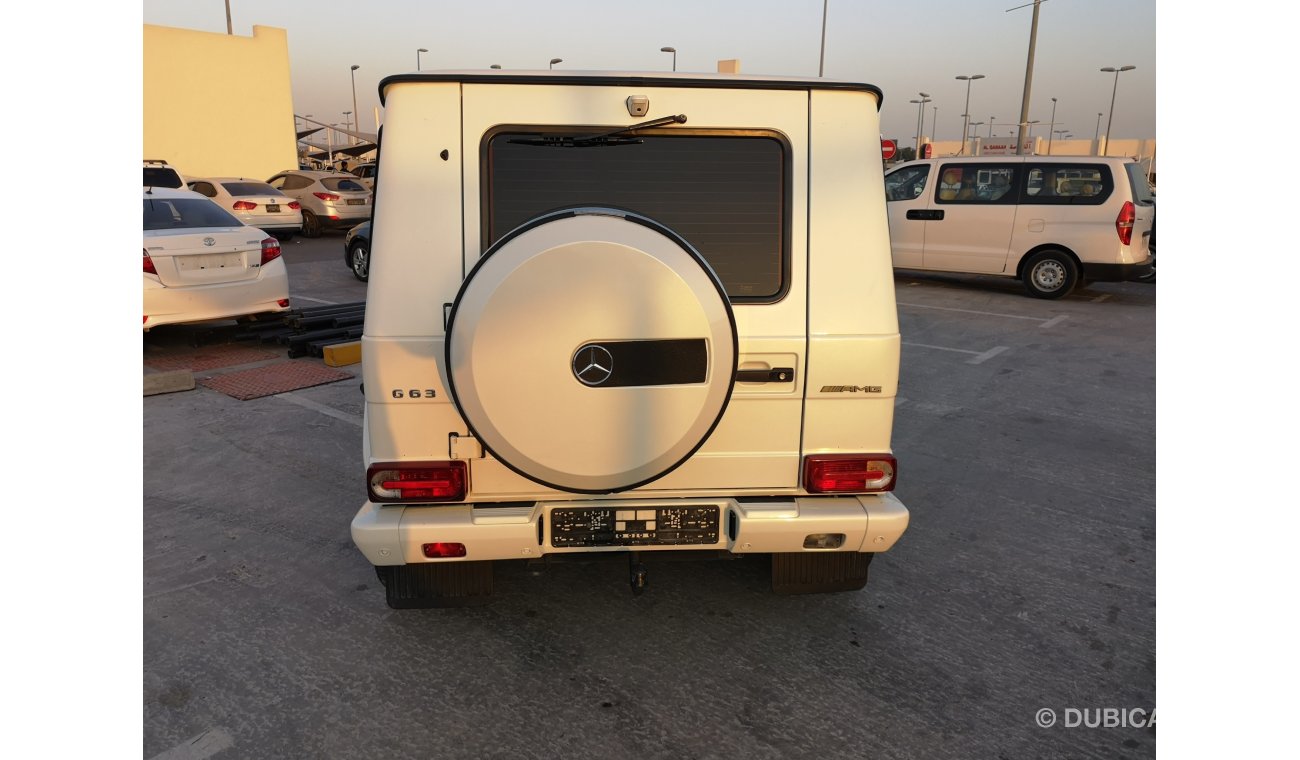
573, 345, 614, 386
202, 237, 216, 247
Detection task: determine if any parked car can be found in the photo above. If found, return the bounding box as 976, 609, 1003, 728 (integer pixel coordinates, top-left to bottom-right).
265, 169, 371, 238
883, 155, 1154, 298
144, 159, 185, 189
350, 70, 909, 608
344, 220, 370, 281
143, 187, 291, 330
349, 162, 377, 190
187, 177, 303, 240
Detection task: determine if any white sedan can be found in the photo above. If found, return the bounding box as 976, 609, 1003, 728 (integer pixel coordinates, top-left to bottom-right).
187, 177, 303, 239
144, 187, 291, 330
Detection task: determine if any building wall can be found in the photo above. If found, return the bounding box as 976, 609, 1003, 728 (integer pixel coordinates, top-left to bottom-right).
144, 24, 297, 181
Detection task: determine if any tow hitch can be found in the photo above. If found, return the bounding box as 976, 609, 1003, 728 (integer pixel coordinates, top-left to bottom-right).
629, 553, 648, 596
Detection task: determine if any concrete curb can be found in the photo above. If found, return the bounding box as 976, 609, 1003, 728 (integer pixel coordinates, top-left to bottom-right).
144, 370, 196, 396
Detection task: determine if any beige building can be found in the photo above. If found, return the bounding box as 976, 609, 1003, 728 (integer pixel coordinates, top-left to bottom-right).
143, 24, 297, 181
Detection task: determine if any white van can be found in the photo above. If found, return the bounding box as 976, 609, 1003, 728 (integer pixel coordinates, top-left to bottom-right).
883, 156, 1154, 298
349, 70, 910, 607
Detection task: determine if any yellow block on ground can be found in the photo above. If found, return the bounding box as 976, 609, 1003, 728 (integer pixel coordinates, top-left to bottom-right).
323, 341, 362, 367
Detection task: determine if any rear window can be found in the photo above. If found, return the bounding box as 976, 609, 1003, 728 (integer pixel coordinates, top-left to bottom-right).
1125, 164, 1154, 204
322, 177, 367, 192
222, 182, 282, 196
144, 167, 183, 189
143, 197, 242, 230
484, 130, 789, 302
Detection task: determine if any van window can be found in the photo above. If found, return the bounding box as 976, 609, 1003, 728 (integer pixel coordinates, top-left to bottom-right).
1023, 164, 1113, 204
885, 165, 930, 201
484, 130, 789, 302
935, 164, 1017, 204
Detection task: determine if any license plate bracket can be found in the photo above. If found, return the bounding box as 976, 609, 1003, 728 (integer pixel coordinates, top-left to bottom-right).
550, 506, 720, 547
266, 204, 280, 212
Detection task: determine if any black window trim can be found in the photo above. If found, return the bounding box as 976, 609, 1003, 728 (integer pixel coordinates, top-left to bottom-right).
1022, 162, 1114, 205
479, 125, 793, 305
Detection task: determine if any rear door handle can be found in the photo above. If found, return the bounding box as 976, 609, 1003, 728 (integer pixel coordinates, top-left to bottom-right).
735, 368, 794, 383
906, 210, 944, 221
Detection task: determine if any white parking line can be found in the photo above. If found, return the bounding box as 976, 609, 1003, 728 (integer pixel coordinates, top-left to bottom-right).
894, 397, 907, 407
1039, 315, 1069, 329
277, 392, 363, 427
148, 729, 234, 760
1092, 294, 1112, 303
292, 295, 339, 305
898, 302, 1048, 322
903, 342, 1011, 365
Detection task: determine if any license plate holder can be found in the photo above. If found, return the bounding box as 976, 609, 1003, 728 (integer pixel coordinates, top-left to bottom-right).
550, 505, 720, 548
266, 204, 280, 213
346, 198, 365, 206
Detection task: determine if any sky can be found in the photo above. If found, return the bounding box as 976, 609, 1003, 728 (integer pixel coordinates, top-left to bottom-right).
140, 0, 1156, 146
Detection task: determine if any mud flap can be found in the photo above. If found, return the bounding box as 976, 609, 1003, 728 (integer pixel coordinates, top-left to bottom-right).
770, 552, 873, 595
376, 562, 495, 608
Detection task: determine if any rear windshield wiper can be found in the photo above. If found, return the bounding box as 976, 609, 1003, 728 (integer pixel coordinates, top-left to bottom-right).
509, 114, 687, 147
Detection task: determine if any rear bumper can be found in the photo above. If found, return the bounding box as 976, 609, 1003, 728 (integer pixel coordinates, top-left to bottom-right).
143, 262, 290, 329
1081, 256, 1153, 282
351, 493, 910, 566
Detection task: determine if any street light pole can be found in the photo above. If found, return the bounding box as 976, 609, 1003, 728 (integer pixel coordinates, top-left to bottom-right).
1100, 65, 1136, 156
1012, 0, 1043, 155
1094, 112, 1103, 143
660, 47, 676, 71
349, 65, 360, 146
956, 74, 985, 155
1052, 129, 1069, 154
417, 48, 428, 71
932, 106, 939, 143
910, 93, 931, 155
989, 116, 995, 138
1047, 97, 1058, 155
549, 58, 562, 69
818, 0, 828, 77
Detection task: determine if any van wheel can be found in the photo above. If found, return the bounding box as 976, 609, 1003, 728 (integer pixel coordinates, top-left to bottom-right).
375, 562, 495, 608
301, 210, 322, 238
1022, 250, 1077, 299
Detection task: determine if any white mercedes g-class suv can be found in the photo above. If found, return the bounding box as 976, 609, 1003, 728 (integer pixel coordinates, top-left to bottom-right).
351, 70, 910, 607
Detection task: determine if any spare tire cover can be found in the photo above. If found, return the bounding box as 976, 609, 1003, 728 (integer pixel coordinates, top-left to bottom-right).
446, 209, 737, 493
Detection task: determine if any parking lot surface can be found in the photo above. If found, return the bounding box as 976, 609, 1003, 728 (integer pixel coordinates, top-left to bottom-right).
145, 236, 1155, 759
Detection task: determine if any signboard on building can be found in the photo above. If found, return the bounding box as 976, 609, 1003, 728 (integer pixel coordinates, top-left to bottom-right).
980, 140, 1036, 156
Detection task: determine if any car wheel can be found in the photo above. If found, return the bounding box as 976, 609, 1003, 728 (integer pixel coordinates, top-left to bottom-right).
301, 210, 321, 238
349, 240, 369, 282
1022, 250, 1078, 299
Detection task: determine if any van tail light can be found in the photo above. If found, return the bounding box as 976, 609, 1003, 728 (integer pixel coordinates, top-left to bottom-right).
143, 248, 157, 275
368, 461, 467, 503
1116, 201, 1135, 245
260, 238, 282, 266
287, 201, 301, 210
803, 454, 897, 493
232, 201, 257, 210
313, 192, 340, 201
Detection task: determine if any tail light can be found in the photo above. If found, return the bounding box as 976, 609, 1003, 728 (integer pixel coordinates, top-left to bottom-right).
313, 192, 340, 201
803, 454, 897, 493
1116, 201, 1135, 245
277, 298, 290, 308
232, 201, 257, 210
287, 201, 301, 210
368, 461, 467, 503
143, 248, 157, 275
260, 237, 282, 266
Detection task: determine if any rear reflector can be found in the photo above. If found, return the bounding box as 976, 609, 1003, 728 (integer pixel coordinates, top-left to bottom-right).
803, 454, 897, 493
422, 542, 467, 558
368, 461, 467, 503
232, 200, 256, 210
277, 298, 290, 308
143, 248, 157, 275
1116, 201, 1135, 245
260, 237, 281, 266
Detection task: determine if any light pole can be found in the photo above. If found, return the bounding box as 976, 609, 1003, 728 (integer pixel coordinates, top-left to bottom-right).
956, 74, 985, 155
932, 106, 938, 143
549, 58, 562, 69
910, 93, 931, 155
1011, 0, 1043, 155
349, 65, 360, 146
989, 117, 995, 138
1094, 112, 1103, 143
490, 64, 502, 69
818, 0, 828, 76
417, 48, 428, 71
1023, 119, 1040, 151
1052, 129, 1069, 154
343, 111, 352, 143
1100, 65, 1135, 156
1047, 97, 1058, 154
660, 47, 676, 71
967, 122, 984, 153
